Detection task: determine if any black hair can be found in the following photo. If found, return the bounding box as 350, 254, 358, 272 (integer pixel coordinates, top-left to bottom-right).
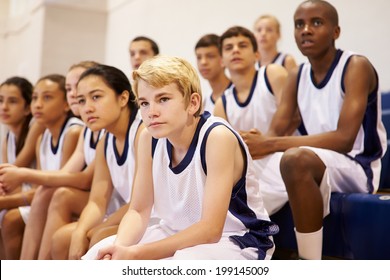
78, 64, 137, 111
0, 77, 33, 155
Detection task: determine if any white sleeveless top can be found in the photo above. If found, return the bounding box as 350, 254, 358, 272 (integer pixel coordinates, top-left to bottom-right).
203, 82, 232, 115
257, 52, 289, 69
6, 131, 16, 164
104, 110, 142, 216
83, 127, 105, 166
152, 112, 278, 259
39, 117, 84, 171
297, 49, 387, 192
222, 67, 276, 133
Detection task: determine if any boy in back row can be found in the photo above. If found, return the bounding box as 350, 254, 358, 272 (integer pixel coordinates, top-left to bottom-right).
194, 34, 231, 114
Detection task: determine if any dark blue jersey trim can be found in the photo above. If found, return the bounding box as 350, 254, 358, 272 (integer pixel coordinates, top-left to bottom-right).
111, 109, 138, 166
50, 116, 72, 155
167, 112, 210, 174
264, 66, 274, 95
310, 49, 343, 89
232, 71, 258, 107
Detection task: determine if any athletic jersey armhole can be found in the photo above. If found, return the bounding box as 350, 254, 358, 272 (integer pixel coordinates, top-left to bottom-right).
341, 55, 354, 93
297, 63, 308, 136
200, 122, 248, 178
264, 66, 274, 95
281, 55, 287, 67
104, 133, 109, 159
296, 63, 305, 92
152, 137, 159, 158
222, 94, 227, 115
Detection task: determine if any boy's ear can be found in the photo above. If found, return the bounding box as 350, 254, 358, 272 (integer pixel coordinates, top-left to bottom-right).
188, 92, 201, 115
333, 26, 341, 40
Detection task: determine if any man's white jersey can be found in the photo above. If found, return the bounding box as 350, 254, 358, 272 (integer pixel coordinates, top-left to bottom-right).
297, 49, 387, 192
222, 67, 276, 133
104, 110, 142, 215
151, 112, 278, 259
39, 117, 84, 171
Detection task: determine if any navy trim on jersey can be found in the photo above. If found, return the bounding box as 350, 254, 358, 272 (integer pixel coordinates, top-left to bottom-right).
84, 127, 101, 150
200, 122, 224, 175
354, 87, 383, 193
200, 119, 248, 178
111, 109, 138, 166
264, 66, 274, 95
151, 138, 159, 158
340, 55, 353, 93
281, 55, 287, 67
296, 64, 308, 135
272, 52, 281, 64
167, 112, 209, 174
311, 49, 343, 89
258, 53, 281, 68
90, 129, 103, 150
340, 54, 381, 192
222, 94, 227, 116
104, 132, 109, 159
50, 116, 71, 154
197, 114, 279, 259
232, 71, 258, 107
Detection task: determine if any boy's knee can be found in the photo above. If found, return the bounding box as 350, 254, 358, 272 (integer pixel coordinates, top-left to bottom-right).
280, 148, 317, 175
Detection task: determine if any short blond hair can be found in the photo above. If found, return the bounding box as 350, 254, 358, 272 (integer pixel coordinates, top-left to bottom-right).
132, 55, 203, 116
254, 14, 281, 34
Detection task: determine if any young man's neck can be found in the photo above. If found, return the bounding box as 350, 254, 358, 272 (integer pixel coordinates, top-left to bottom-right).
308, 47, 338, 80
169, 115, 200, 167
229, 66, 257, 95
208, 73, 230, 101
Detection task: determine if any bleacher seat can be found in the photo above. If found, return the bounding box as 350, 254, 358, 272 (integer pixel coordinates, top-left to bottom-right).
271, 92, 390, 260
271, 193, 390, 259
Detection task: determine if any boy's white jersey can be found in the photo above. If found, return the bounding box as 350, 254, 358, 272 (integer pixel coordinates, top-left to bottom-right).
202, 82, 232, 115
83, 127, 104, 166
222, 67, 276, 133
104, 110, 142, 216
152, 112, 278, 259
39, 117, 84, 171
297, 49, 387, 192
203, 94, 217, 115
